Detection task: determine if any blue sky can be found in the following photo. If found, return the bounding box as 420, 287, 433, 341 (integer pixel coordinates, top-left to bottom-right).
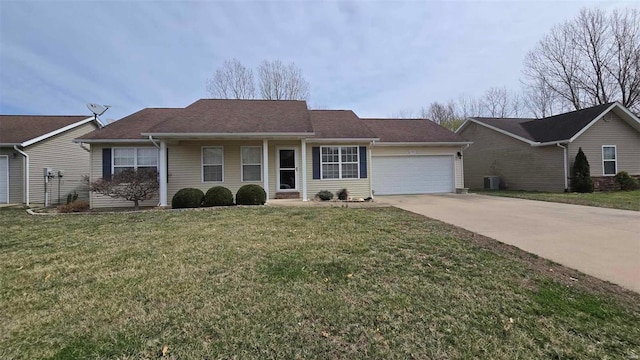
1, 0, 637, 122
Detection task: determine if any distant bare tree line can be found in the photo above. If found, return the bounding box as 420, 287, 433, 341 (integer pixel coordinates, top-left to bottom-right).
206, 59, 309, 101
397, 7, 639, 130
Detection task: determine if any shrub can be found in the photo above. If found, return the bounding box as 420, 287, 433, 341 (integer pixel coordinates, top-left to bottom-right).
337, 188, 349, 201
571, 148, 594, 193
172, 188, 204, 209
316, 190, 334, 201
203, 186, 234, 206
66, 191, 79, 204
236, 184, 266, 205
57, 200, 89, 213
90, 168, 159, 210
614, 171, 640, 191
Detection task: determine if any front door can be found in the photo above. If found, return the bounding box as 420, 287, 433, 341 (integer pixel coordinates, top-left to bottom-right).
277, 148, 297, 191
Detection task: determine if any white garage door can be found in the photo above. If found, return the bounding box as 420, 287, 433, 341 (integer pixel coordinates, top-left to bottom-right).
372, 155, 454, 195
0, 156, 8, 203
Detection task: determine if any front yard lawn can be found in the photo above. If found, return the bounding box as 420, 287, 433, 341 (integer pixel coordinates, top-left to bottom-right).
1, 207, 639, 359
475, 190, 640, 211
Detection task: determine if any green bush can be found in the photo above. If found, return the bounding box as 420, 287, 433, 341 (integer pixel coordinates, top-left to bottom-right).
236, 184, 266, 205
571, 148, 594, 193
203, 186, 234, 206
172, 188, 204, 209
337, 188, 349, 201
316, 190, 334, 201
614, 171, 640, 191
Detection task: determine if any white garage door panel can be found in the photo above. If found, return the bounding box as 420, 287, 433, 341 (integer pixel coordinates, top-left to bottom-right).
0, 156, 8, 203
372, 155, 454, 195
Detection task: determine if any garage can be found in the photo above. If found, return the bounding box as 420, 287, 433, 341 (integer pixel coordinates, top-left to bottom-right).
372, 155, 454, 195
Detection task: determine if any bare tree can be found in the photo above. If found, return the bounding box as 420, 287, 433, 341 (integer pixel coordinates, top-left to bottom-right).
523, 8, 640, 112
421, 101, 464, 130
258, 60, 310, 100
523, 79, 562, 118
90, 169, 159, 210
478, 87, 525, 117
206, 59, 255, 99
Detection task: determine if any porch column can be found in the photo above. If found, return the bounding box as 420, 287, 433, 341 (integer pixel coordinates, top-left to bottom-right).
159, 140, 168, 207
301, 139, 308, 201
263, 139, 269, 202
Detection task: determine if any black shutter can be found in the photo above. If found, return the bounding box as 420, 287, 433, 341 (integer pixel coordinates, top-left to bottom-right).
312, 147, 320, 179
359, 146, 367, 179
102, 148, 112, 180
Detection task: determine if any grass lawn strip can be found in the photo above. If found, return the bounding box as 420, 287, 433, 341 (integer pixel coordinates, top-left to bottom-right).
475, 190, 640, 211
0, 207, 638, 359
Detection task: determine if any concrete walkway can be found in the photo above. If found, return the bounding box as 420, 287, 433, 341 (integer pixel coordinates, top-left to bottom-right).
380, 194, 640, 293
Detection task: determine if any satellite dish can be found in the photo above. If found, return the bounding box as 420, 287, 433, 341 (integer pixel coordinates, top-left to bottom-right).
87, 103, 111, 117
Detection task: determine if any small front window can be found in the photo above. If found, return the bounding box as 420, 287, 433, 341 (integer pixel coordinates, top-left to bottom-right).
203, 147, 223, 182
602, 146, 617, 176
321, 146, 359, 180
241, 147, 262, 182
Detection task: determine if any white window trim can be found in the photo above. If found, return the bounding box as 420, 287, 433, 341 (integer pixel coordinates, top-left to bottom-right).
111, 147, 159, 175
602, 145, 617, 176
320, 145, 360, 180
202, 146, 224, 183
241, 146, 262, 182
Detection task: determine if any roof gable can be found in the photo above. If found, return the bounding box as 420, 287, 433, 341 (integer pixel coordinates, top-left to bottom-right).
460, 102, 639, 145
0, 115, 94, 145
309, 110, 377, 139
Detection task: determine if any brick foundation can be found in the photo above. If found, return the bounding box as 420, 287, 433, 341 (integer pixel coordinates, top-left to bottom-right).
275, 192, 300, 199
571, 175, 640, 191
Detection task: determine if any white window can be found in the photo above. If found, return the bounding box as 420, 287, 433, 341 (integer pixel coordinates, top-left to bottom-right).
321, 146, 359, 180
202, 147, 223, 182
241, 146, 262, 182
113, 147, 158, 175
602, 145, 617, 176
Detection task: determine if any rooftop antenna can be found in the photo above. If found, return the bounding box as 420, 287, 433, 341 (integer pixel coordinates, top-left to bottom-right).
86, 103, 111, 123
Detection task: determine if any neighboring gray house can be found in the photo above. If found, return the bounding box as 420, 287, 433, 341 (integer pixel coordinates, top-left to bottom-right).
456, 102, 640, 192
0, 115, 103, 205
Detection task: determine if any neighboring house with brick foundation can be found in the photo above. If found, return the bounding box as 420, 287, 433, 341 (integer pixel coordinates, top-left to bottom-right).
456, 102, 640, 192
0, 115, 103, 205
75, 99, 471, 208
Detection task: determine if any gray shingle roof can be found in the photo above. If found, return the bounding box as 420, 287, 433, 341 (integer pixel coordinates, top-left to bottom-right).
362, 118, 468, 143
309, 110, 377, 139
470, 102, 616, 143
0, 115, 88, 144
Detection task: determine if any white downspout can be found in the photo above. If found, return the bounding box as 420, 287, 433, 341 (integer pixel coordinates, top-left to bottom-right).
460, 144, 470, 189
557, 143, 568, 192
79, 143, 90, 152
13, 146, 29, 207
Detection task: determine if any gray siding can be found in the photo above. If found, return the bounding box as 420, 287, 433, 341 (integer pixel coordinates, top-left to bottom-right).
459, 122, 565, 192
568, 111, 640, 177
26, 123, 97, 205
0, 147, 24, 203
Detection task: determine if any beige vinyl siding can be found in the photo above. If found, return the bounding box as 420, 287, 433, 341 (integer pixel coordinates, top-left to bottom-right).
568, 111, 640, 177
26, 123, 97, 205
371, 145, 464, 189
90, 143, 160, 209
167, 140, 267, 204
0, 148, 24, 203
306, 143, 371, 199
459, 122, 565, 192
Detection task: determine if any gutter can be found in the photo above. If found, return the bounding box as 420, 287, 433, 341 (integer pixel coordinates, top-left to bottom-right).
79, 143, 90, 152
13, 146, 29, 207
556, 143, 569, 192
148, 135, 160, 149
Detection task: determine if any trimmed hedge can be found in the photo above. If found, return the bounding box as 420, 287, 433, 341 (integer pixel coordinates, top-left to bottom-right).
614, 171, 640, 191
236, 184, 267, 205
337, 188, 349, 201
203, 186, 234, 206
316, 190, 334, 201
172, 188, 204, 209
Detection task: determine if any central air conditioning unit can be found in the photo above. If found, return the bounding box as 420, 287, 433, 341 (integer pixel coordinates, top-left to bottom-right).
484, 176, 500, 190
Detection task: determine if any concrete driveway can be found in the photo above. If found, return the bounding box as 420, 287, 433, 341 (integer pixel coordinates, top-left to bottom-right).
380, 194, 640, 293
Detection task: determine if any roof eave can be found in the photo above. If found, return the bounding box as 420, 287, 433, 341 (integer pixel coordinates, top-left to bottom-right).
373, 141, 473, 146
73, 138, 153, 144
21, 117, 97, 147
141, 132, 316, 140
306, 137, 380, 143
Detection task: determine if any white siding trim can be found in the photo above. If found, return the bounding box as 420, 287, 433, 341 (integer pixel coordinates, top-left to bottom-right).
22, 117, 97, 147
276, 147, 298, 192
159, 141, 167, 206
568, 104, 618, 142
263, 140, 269, 201
301, 139, 308, 201
0, 155, 8, 204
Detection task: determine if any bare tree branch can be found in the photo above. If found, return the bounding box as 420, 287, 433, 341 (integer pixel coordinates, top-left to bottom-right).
206, 58, 255, 99
258, 60, 310, 100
